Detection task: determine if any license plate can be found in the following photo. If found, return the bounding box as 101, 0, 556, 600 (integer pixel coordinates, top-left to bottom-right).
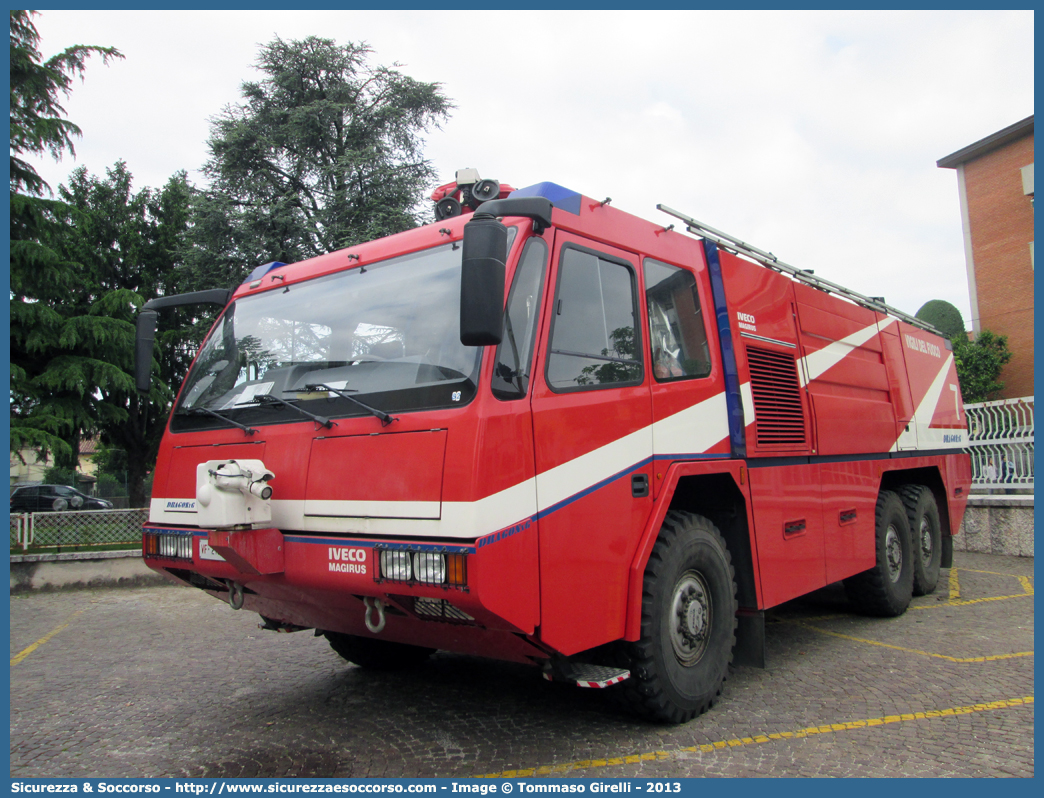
198, 539, 226, 562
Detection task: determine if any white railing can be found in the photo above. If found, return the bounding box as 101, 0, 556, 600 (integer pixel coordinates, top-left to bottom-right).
9, 508, 148, 552
965, 396, 1034, 492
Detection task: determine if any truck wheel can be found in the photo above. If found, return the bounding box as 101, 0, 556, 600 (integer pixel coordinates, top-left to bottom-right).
901, 485, 941, 596
844, 490, 913, 616
324, 632, 435, 671
621, 512, 737, 724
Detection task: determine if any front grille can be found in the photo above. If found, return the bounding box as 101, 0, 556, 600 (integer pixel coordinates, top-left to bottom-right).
412, 597, 475, 624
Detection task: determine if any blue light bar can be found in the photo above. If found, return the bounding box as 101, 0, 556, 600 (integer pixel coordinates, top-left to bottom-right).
247, 261, 286, 282
508, 182, 582, 215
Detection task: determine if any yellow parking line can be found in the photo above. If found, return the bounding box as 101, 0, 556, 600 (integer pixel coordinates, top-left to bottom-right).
911, 593, 1034, 609
950, 568, 1033, 596
960, 568, 1034, 581
793, 621, 1033, 663
944, 594, 1033, 607
475, 696, 1033, 778
10, 609, 85, 666
902, 568, 1031, 609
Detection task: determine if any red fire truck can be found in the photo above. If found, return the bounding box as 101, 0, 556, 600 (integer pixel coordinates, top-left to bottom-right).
136, 170, 971, 723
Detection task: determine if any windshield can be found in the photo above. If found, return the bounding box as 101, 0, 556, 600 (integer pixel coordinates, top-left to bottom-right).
171, 241, 483, 432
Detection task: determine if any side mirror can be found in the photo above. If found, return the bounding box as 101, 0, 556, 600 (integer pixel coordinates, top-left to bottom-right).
460, 213, 507, 346
135, 309, 159, 393
133, 288, 232, 394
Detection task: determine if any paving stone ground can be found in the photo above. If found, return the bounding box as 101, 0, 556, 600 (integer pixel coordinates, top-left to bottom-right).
9, 550, 1033, 778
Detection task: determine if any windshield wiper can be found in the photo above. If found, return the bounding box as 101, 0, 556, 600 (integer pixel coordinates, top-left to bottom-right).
298, 383, 397, 427
180, 406, 257, 436
249, 394, 335, 428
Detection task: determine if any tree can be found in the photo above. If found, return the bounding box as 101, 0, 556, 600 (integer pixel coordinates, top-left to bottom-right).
41, 163, 196, 507
913, 299, 1011, 403
915, 299, 966, 340
179, 35, 453, 293
577, 327, 642, 386
9, 10, 122, 467
953, 329, 1012, 404
9, 10, 122, 197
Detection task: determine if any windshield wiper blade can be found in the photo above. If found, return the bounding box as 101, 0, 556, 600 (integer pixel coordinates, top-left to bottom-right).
250, 394, 335, 428
182, 406, 257, 435
299, 383, 398, 427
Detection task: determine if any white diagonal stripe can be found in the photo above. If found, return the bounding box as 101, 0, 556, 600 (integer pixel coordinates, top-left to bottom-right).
799, 317, 896, 387
889, 352, 964, 452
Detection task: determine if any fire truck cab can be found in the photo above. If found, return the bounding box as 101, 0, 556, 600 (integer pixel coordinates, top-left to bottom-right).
137, 171, 971, 723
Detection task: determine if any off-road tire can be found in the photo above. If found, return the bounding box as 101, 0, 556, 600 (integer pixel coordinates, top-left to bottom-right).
619, 512, 738, 724
901, 485, 942, 596
325, 632, 435, 671
844, 490, 914, 616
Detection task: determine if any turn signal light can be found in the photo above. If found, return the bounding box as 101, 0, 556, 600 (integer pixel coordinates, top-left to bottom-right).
444, 554, 466, 586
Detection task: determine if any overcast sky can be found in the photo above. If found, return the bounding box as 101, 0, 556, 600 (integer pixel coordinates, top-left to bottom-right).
26, 9, 1034, 328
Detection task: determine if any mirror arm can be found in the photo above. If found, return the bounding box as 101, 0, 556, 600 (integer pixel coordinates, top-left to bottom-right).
135, 289, 233, 394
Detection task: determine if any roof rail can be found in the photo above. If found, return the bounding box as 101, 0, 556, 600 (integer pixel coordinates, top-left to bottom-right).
656, 204, 943, 337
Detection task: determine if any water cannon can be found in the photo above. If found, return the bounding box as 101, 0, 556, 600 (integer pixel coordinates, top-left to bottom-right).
195, 459, 276, 529
207, 460, 274, 499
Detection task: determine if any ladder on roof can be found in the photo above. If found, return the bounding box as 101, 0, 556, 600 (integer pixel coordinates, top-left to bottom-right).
656, 204, 942, 337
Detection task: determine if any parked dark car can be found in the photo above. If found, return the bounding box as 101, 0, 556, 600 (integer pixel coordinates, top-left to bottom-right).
9, 485, 114, 513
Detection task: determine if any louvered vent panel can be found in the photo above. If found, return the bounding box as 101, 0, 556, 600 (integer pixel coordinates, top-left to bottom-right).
747, 346, 807, 448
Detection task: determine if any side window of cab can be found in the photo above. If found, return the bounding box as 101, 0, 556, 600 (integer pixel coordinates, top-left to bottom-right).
643, 258, 712, 381
546, 247, 643, 391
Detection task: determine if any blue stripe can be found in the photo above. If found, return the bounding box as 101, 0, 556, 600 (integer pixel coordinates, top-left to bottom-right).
535, 457, 653, 520
283, 535, 474, 554
651, 452, 732, 462
703, 240, 747, 458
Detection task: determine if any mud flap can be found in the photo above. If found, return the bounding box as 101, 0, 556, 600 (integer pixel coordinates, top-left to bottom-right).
733, 608, 765, 668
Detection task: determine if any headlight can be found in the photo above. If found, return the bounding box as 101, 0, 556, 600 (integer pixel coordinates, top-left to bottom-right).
413, 552, 446, 584
379, 550, 412, 581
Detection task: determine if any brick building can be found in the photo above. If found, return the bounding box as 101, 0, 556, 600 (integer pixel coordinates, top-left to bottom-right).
938, 115, 1034, 399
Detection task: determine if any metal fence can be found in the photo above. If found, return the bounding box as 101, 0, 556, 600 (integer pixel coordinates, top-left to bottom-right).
10, 508, 148, 552
965, 396, 1034, 492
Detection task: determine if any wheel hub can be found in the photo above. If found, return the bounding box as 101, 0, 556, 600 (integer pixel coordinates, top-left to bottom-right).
919, 517, 933, 562
885, 524, 903, 582
670, 571, 711, 665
